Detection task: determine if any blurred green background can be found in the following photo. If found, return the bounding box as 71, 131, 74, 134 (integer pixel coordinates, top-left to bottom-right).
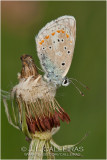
1, 1, 106, 159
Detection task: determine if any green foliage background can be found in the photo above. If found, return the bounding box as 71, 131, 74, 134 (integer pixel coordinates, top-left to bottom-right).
1, 1, 106, 159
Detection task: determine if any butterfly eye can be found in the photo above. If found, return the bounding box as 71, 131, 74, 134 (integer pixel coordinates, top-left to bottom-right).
49, 46, 52, 49
64, 79, 67, 84
58, 39, 60, 42
62, 78, 69, 87
53, 41, 55, 43
61, 39, 64, 42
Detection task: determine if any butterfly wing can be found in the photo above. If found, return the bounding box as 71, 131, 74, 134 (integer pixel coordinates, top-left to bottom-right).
36, 15, 76, 84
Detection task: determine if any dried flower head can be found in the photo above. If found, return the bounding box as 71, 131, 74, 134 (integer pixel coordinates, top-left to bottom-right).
12, 54, 70, 133
2, 55, 86, 159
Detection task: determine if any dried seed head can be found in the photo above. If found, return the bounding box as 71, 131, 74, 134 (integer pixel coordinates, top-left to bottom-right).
11, 54, 70, 134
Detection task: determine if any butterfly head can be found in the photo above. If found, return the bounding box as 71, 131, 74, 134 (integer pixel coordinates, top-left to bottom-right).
62, 77, 70, 87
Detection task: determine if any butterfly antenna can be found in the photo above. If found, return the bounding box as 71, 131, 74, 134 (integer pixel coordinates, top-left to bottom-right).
69, 78, 89, 90
70, 80, 84, 96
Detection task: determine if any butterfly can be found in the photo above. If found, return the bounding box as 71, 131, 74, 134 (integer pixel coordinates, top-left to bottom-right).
36, 15, 76, 87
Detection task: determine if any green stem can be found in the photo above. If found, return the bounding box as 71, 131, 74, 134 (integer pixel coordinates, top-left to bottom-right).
45, 140, 55, 160
28, 138, 45, 160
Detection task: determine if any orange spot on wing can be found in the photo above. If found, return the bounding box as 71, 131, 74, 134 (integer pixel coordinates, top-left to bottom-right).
57, 30, 60, 33
61, 30, 65, 33
70, 40, 72, 43
66, 34, 69, 38
39, 40, 44, 45
45, 35, 49, 39
52, 32, 55, 36
41, 40, 44, 43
